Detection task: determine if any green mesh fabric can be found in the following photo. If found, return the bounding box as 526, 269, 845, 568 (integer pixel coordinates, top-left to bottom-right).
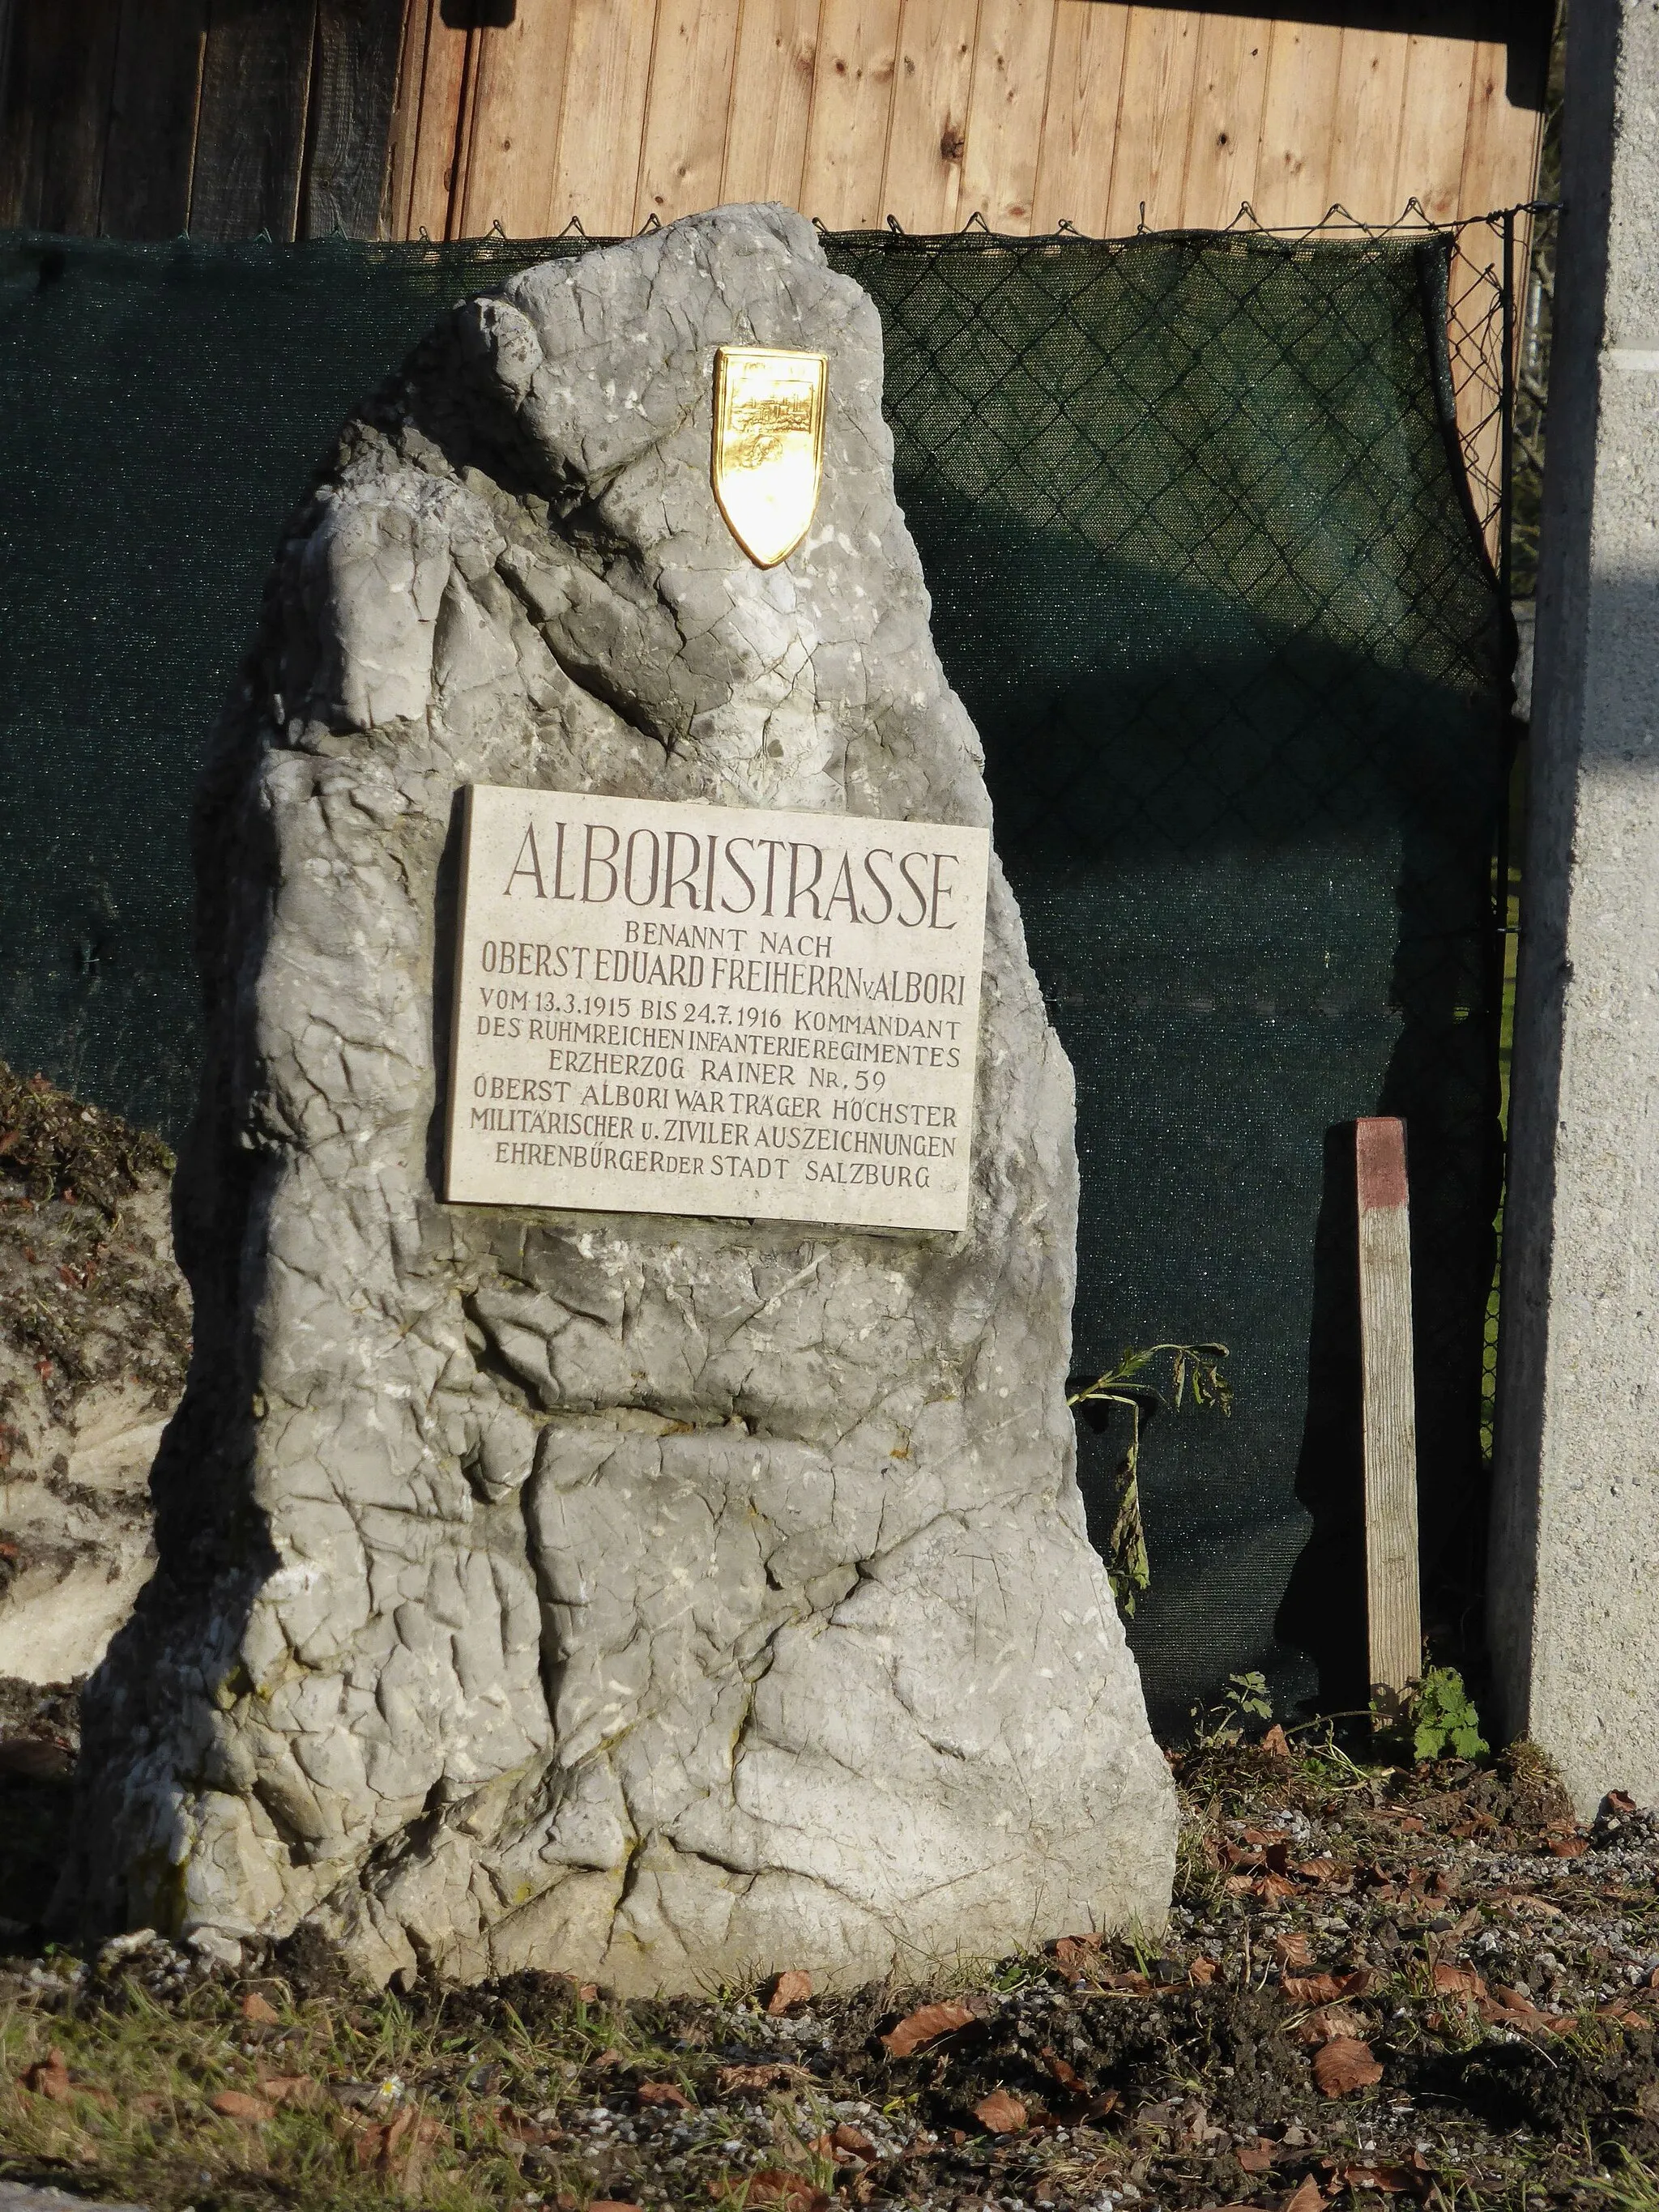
0, 228, 1507, 1728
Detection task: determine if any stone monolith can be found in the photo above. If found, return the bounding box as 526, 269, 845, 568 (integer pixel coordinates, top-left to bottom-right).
73, 206, 1177, 1989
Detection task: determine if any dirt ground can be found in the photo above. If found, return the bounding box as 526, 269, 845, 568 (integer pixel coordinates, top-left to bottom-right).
2, 1721, 1657, 2212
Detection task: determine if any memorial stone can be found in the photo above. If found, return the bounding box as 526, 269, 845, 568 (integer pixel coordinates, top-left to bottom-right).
71, 205, 1177, 1989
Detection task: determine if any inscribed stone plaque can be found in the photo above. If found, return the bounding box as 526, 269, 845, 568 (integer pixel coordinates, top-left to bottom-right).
445, 786, 991, 1231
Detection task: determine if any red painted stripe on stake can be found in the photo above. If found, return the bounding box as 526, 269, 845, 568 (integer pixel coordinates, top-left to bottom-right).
1356, 1115, 1408, 1213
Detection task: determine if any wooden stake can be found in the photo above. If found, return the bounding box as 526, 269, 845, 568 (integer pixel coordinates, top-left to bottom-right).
1355, 1116, 1422, 1713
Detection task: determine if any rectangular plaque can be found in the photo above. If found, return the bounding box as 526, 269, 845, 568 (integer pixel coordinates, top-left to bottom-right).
444, 786, 991, 1231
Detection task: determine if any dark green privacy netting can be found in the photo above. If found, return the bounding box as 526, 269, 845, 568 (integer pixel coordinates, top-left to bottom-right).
0, 227, 1508, 1728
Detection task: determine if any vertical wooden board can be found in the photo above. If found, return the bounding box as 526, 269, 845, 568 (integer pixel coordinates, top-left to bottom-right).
636, 0, 742, 228
881, 0, 977, 236
0, 0, 41, 226
1459, 37, 1543, 216
100, 0, 207, 238
1393, 32, 1473, 225
1179, 11, 1268, 231
1327, 27, 1410, 224
385, 0, 469, 238
958, 0, 1056, 234
548, 0, 658, 235
1355, 1117, 1421, 1703
800, 0, 902, 228
0, 0, 122, 232
190, 0, 318, 241
1250, 19, 1343, 228
1102, 7, 1200, 237
302, 0, 407, 237
722, 0, 821, 206
454, 3, 575, 237
1030, 0, 1127, 236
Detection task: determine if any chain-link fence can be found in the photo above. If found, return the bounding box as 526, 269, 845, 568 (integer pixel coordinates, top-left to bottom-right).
0, 210, 1529, 1725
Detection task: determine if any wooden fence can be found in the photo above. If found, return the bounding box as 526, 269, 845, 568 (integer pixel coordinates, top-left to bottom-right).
0, 2, 1546, 246
398, 2, 1546, 245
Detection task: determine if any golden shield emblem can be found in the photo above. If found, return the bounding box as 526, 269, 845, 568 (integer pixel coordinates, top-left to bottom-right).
710, 346, 828, 569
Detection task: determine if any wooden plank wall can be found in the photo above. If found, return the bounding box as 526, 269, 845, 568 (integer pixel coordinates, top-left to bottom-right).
0, 2, 1542, 246
390, 2, 1542, 245
0, 0, 406, 240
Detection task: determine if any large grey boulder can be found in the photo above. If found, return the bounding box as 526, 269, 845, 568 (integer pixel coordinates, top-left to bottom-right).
72, 206, 1176, 1991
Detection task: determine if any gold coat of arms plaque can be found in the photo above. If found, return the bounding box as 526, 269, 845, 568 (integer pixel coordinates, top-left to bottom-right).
710, 345, 828, 568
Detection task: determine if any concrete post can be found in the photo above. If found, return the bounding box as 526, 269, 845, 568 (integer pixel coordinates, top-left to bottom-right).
1491, 1, 1659, 1814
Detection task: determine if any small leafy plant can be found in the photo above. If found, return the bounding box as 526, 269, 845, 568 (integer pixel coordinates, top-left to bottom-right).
1068, 1342, 1231, 1613
1190, 1669, 1274, 1749
1405, 1666, 1489, 1762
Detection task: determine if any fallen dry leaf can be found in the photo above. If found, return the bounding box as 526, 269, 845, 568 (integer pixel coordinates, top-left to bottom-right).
636, 2079, 691, 2109
21, 2049, 71, 2101
257, 2072, 326, 2111
1313, 2038, 1384, 2098
823, 2122, 878, 2163
881, 2000, 978, 2056
589, 2203, 643, 2212
1606, 1791, 1640, 1817
1180, 2101, 1226, 2147
211, 2088, 275, 2123
240, 1990, 281, 2026
1188, 1955, 1221, 1984
1296, 1856, 1349, 1886
716, 2061, 815, 2094
1238, 2140, 1278, 2173
1054, 1934, 1107, 1972
1491, 1983, 1542, 2016
1040, 2045, 1087, 2095
354, 2104, 446, 2192
745, 2172, 830, 2210
1476, 1997, 1541, 2030
1547, 1835, 1589, 1859
1431, 1963, 1488, 2000
1283, 2176, 1327, 2212
500, 2112, 566, 2149
578, 1982, 600, 2001
1274, 1933, 1316, 1967
766, 1968, 813, 2014
1282, 1972, 1336, 2004
973, 2089, 1029, 2134
19, 2050, 113, 2112
1335, 2163, 1424, 2194
1294, 2005, 1371, 2047
1450, 1811, 1500, 1839
1261, 1723, 1292, 1760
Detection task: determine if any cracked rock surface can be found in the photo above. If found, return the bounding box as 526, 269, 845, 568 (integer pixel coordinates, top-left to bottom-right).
70, 205, 1175, 1992
0, 1068, 187, 1686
